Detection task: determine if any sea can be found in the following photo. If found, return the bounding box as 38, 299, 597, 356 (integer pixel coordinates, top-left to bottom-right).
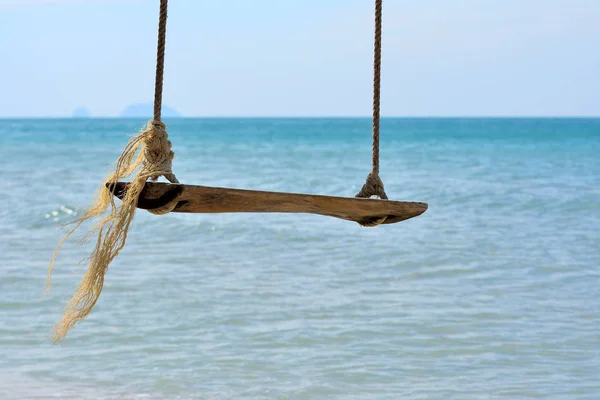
1, 117, 599, 399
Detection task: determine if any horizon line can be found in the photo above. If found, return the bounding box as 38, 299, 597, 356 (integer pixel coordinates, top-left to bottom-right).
1, 115, 600, 119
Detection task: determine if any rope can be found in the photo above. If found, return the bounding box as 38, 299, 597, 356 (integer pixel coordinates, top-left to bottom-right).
46, 0, 179, 342
371, 0, 382, 178
148, 0, 178, 186
356, 0, 387, 226
153, 0, 168, 122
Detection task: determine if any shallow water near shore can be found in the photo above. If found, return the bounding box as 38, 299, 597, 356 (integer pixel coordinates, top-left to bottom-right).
1, 117, 599, 399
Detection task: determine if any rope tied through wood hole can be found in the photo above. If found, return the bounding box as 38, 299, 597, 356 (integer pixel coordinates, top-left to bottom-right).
356, 0, 388, 227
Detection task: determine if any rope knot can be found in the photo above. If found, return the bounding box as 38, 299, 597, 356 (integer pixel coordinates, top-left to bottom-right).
142, 120, 178, 184
356, 172, 388, 200
355, 171, 388, 227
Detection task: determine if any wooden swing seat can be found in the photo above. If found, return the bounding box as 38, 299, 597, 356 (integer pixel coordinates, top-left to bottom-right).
108, 182, 428, 225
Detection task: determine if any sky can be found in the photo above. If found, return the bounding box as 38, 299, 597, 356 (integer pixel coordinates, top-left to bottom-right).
1, 0, 599, 117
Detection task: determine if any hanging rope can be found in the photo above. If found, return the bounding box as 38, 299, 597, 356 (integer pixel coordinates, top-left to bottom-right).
153, 0, 168, 123
356, 0, 387, 226
148, 0, 178, 185
46, 0, 178, 342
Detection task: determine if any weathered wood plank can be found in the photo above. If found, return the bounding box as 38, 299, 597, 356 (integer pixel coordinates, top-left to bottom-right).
107, 182, 428, 225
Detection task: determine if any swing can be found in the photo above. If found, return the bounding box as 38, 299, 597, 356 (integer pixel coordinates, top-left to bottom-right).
109, 0, 427, 225
47, 0, 427, 342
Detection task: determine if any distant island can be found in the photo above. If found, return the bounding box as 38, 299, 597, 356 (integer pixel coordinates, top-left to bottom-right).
119, 103, 183, 118
72, 107, 91, 118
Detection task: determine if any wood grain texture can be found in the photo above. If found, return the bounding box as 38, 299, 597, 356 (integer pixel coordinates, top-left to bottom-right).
107, 182, 428, 225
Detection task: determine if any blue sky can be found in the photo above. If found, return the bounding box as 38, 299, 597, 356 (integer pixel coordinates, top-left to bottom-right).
1, 0, 599, 117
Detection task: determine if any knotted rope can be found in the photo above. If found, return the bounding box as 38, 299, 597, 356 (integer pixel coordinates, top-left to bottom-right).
356, 0, 387, 227
46, 0, 177, 342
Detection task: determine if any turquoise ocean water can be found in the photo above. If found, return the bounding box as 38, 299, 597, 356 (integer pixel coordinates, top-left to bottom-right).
1, 118, 599, 399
